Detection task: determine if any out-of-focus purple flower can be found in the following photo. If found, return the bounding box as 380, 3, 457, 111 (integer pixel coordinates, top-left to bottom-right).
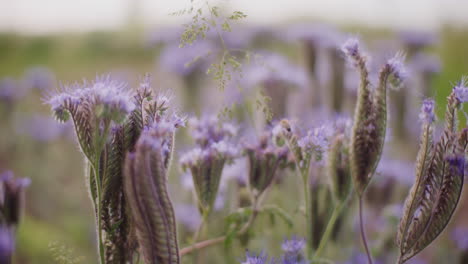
174, 203, 201, 232
158, 40, 215, 76
399, 31, 437, 53
23, 67, 56, 91
16, 114, 73, 142
188, 115, 238, 147
283, 23, 342, 47
376, 157, 414, 187
0, 171, 31, 226
452, 227, 468, 250
387, 52, 408, 82
145, 26, 183, 47
240, 251, 269, 264
411, 53, 441, 74
242, 52, 308, 90
0, 227, 14, 264
298, 125, 332, 155
453, 80, 468, 103
419, 99, 435, 124
341, 38, 361, 60
281, 236, 305, 256
0, 78, 24, 104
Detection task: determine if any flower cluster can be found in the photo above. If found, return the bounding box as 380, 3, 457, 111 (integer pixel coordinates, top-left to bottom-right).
180, 115, 239, 214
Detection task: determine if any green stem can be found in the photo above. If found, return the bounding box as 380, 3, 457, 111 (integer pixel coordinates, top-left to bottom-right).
359, 196, 373, 264
312, 201, 345, 260
93, 153, 105, 264
302, 171, 312, 258
93, 120, 111, 264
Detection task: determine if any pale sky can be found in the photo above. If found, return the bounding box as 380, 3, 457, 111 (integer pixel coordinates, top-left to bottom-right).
0, 0, 467, 34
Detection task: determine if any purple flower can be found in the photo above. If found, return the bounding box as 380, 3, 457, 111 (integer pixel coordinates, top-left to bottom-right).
399, 30, 437, 51
0, 78, 24, 104
240, 251, 269, 264
158, 40, 215, 76
283, 23, 342, 47
46, 75, 135, 123
452, 227, 468, 250
419, 99, 435, 123
341, 38, 361, 60
16, 114, 73, 142
187, 115, 238, 147
298, 125, 332, 155
0, 227, 14, 264
23, 66, 56, 91
387, 52, 408, 82
411, 53, 441, 74
174, 203, 201, 232
242, 52, 308, 90
453, 80, 468, 103
281, 236, 305, 256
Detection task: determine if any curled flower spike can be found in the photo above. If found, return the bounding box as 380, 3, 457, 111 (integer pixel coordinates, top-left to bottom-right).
0, 171, 31, 227
397, 84, 468, 264
124, 128, 180, 264
453, 79, 468, 103
345, 37, 407, 196
180, 115, 238, 215
244, 132, 289, 198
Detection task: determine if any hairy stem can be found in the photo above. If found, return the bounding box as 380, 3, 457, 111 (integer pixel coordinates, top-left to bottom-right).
93, 154, 105, 264
313, 201, 346, 260
359, 196, 373, 264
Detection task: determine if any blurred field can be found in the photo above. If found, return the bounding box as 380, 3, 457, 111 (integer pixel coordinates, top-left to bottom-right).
1, 23, 468, 264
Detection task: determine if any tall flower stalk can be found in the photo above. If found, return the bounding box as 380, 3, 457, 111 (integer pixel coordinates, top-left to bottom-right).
396, 83, 468, 264
46, 75, 184, 264
342, 38, 407, 264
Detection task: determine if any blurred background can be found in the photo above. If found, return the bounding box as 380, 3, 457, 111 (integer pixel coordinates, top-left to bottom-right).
1, 0, 468, 263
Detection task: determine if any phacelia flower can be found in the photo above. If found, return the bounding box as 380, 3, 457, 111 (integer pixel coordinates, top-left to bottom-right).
298, 125, 331, 160
180, 115, 239, 214
419, 99, 435, 124
387, 52, 408, 84
281, 236, 306, 257
240, 251, 269, 264
24, 66, 56, 91
244, 132, 289, 197
453, 80, 468, 103
341, 38, 366, 67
